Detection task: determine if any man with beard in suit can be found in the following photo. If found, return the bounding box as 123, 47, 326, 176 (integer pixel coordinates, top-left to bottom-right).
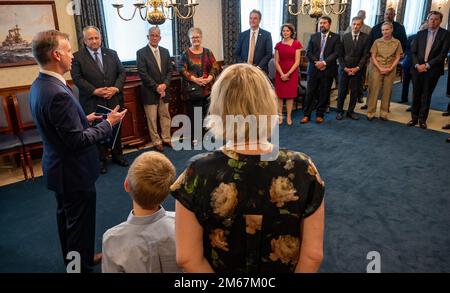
301, 16, 341, 124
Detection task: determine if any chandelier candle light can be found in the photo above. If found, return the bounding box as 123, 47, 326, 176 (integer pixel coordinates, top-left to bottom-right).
112, 0, 199, 25
287, 0, 348, 19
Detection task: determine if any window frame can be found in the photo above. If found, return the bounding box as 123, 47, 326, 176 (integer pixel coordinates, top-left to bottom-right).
101, 0, 176, 65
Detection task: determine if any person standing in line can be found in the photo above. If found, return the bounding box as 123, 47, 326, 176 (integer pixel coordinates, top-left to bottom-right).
336, 16, 370, 121
274, 23, 302, 126
137, 26, 173, 153
235, 9, 273, 74
180, 27, 220, 146
301, 16, 341, 124
408, 11, 450, 129
366, 22, 403, 121
71, 26, 128, 174
361, 7, 407, 110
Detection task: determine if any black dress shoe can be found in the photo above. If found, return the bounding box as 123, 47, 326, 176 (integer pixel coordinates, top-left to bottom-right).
419, 122, 427, 129
346, 113, 359, 120
406, 107, 412, 112
442, 124, 450, 130
112, 157, 129, 167
100, 161, 107, 174
407, 120, 418, 127
443, 112, 450, 117
361, 105, 368, 110
336, 113, 343, 120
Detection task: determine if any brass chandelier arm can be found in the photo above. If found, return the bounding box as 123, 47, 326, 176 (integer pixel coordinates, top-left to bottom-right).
112, 4, 140, 21
171, 5, 196, 20
288, 2, 311, 16
287, 0, 347, 18
324, 3, 347, 15
112, 1, 197, 25
137, 5, 149, 21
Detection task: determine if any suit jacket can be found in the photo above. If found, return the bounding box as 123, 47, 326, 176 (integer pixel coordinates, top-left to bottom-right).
411, 27, 450, 77
370, 21, 407, 51
235, 28, 273, 73
306, 31, 341, 77
29, 73, 112, 193
136, 45, 172, 105
338, 32, 370, 70
402, 34, 417, 69
71, 47, 126, 114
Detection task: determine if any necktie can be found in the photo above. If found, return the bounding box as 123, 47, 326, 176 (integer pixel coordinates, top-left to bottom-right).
248, 31, 256, 65
94, 51, 104, 73
353, 34, 358, 44
154, 48, 161, 72
424, 31, 435, 63
320, 34, 327, 61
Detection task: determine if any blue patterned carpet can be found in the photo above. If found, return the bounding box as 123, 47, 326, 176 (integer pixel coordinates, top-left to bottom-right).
1, 110, 449, 273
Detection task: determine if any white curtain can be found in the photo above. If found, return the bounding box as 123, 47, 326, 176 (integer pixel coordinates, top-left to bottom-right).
350, 0, 381, 27
403, 0, 427, 36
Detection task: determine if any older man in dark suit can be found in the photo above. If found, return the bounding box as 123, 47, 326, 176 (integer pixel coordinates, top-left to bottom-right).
29, 30, 126, 272
235, 9, 273, 73
301, 16, 341, 124
137, 26, 173, 152
408, 11, 450, 129
336, 16, 370, 120
71, 26, 128, 174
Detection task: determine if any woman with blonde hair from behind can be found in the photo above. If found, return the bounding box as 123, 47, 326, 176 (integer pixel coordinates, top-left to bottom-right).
171, 64, 325, 273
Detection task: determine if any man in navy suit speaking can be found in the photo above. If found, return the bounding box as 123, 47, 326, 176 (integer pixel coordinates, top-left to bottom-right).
29, 30, 127, 272
235, 9, 273, 73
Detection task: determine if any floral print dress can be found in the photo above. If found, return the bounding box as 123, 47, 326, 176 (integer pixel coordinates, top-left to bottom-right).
171, 149, 325, 273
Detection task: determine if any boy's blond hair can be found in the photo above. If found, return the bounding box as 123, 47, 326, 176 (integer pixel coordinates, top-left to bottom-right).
126, 152, 176, 209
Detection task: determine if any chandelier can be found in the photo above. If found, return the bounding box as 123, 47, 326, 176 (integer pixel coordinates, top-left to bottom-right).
287, 0, 348, 19
112, 0, 199, 25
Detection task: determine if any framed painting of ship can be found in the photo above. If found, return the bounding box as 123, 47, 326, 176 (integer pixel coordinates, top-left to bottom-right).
0, 1, 59, 68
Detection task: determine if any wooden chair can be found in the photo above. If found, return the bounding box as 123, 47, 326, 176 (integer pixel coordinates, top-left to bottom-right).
0, 95, 28, 180
12, 92, 43, 179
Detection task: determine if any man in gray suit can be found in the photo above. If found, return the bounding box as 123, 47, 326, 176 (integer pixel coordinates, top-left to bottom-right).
336, 16, 370, 120
137, 27, 173, 152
